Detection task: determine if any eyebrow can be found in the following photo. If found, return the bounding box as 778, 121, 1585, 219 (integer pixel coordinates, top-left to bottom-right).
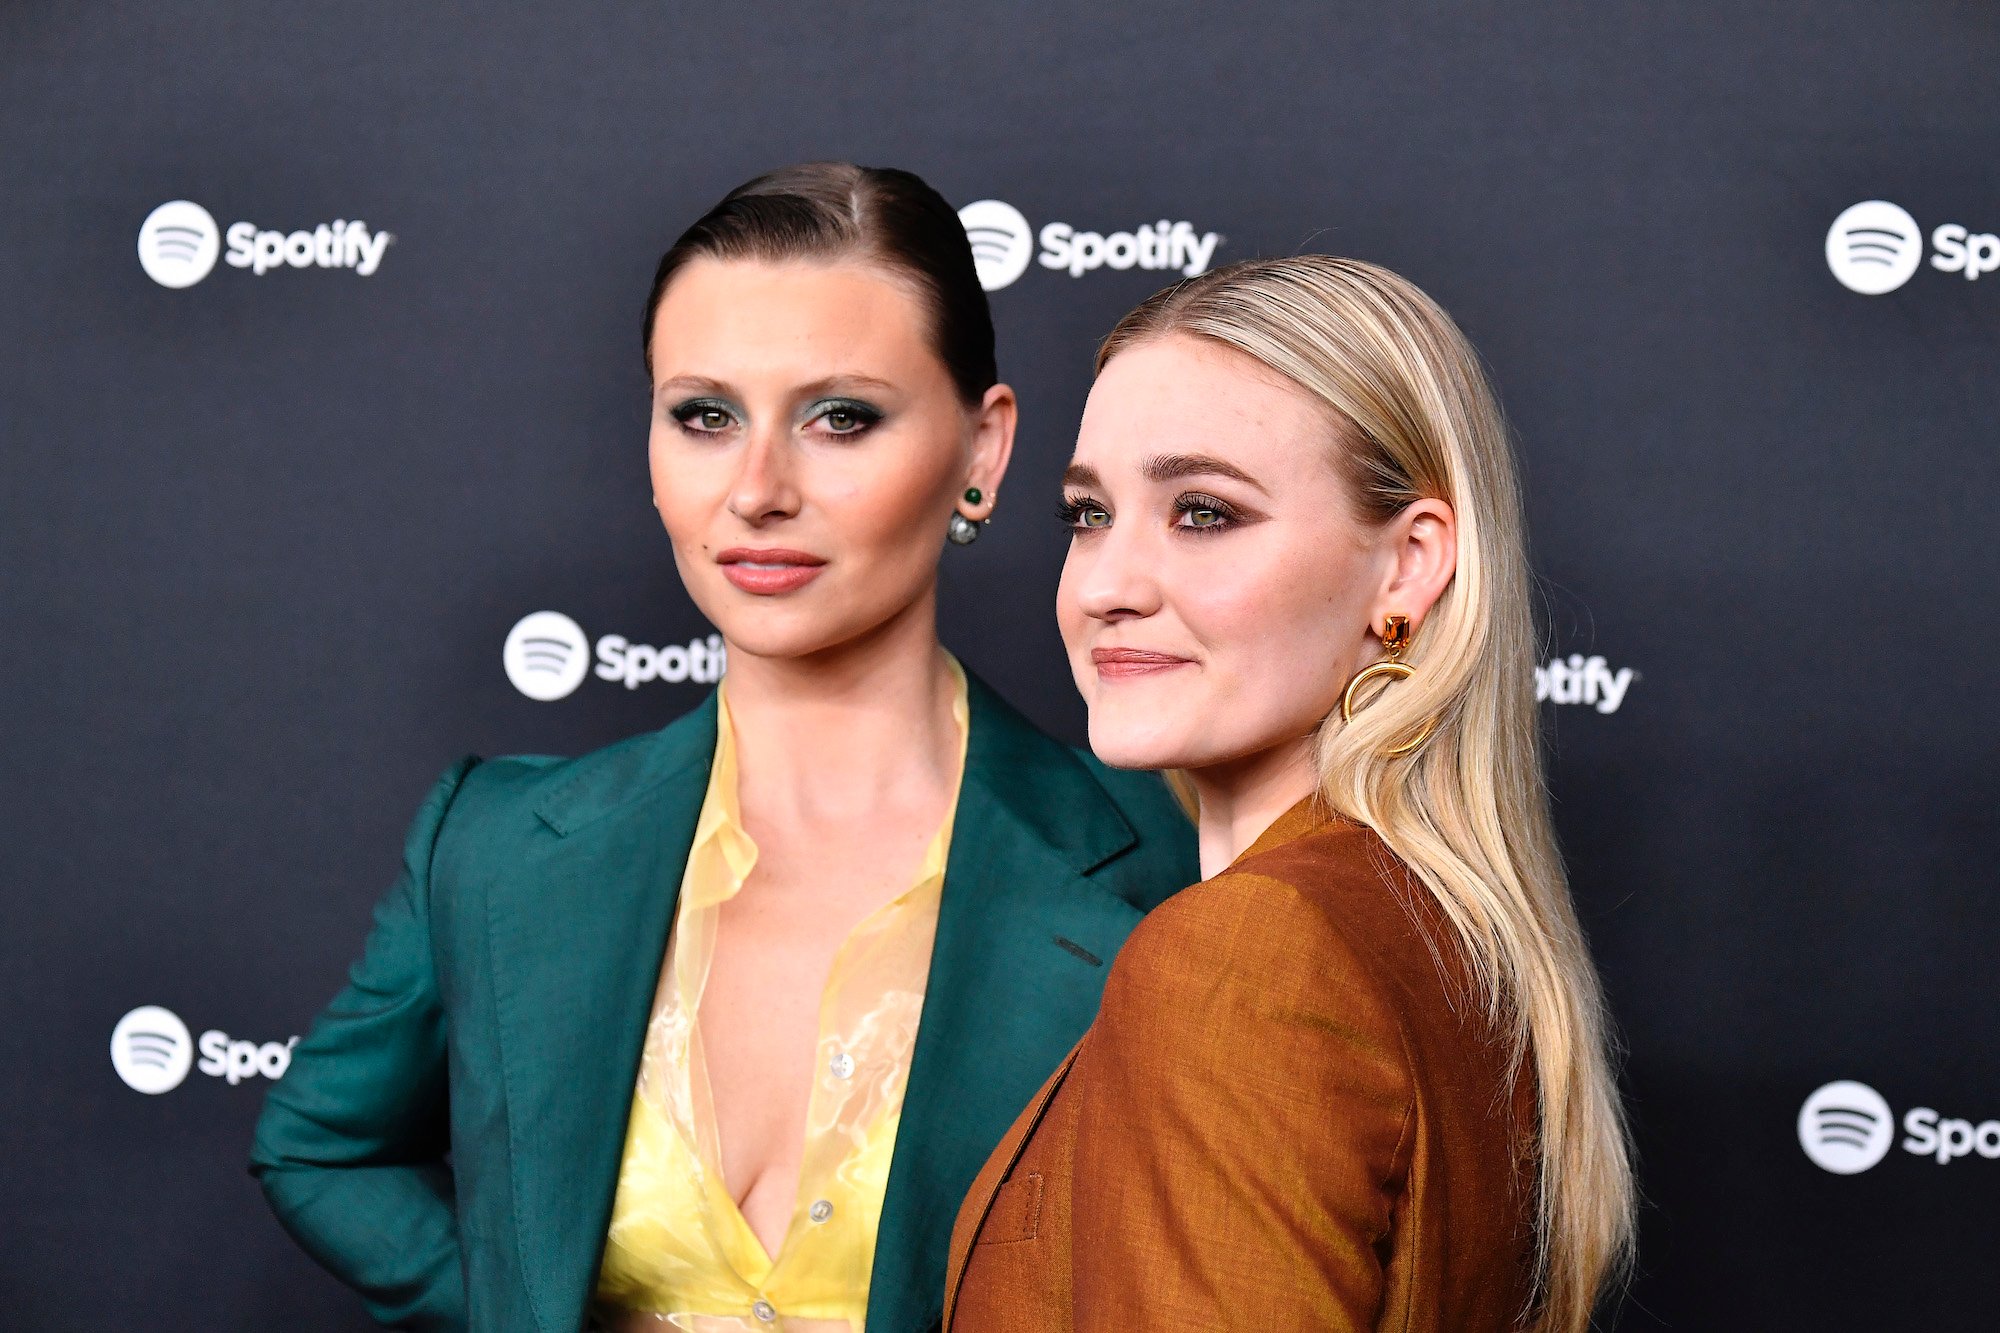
652, 373, 899, 401
653, 374, 729, 399
794, 374, 898, 399
1142, 452, 1270, 494
1061, 454, 1270, 495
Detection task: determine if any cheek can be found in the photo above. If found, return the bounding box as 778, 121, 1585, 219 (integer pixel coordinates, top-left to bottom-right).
1054, 547, 1094, 691
1177, 537, 1370, 702
646, 427, 668, 499
822, 436, 959, 559
648, 435, 718, 549
1054, 548, 1084, 641
1174, 540, 1326, 642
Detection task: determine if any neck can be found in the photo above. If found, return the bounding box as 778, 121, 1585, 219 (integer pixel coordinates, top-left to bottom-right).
1188, 734, 1320, 879
718, 586, 960, 823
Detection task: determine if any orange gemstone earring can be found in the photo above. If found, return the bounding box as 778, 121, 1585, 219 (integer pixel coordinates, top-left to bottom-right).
1339, 614, 1438, 757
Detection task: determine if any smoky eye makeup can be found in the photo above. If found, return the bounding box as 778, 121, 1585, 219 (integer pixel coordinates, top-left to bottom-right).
803, 397, 885, 436
667, 397, 740, 435
1171, 490, 1248, 533
1056, 489, 1254, 533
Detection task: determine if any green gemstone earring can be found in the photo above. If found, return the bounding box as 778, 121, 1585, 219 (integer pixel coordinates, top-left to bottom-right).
949, 486, 988, 546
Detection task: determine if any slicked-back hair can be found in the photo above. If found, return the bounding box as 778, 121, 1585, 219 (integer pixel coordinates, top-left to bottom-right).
642, 161, 996, 404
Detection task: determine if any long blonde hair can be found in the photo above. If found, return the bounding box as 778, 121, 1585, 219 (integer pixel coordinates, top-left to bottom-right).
1100, 256, 1634, 1332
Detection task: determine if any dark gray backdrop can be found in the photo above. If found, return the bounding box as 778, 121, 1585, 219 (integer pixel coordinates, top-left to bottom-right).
4, 2, 1996, 1328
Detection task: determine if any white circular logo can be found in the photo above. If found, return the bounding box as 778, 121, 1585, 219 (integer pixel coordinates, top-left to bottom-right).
504, 611, 590, 701
958, 199, 1033, 292
110, 1005, 194, 1094
1798, 1079, 1895, 1174
1825, 201, 1923, 295
137, 201, 221, 289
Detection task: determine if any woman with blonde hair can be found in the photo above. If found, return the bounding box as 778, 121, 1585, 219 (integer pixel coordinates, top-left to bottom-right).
944, 255, 1635, 1331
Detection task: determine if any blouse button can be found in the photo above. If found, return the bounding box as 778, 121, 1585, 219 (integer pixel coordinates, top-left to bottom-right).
810, 1199, 834, 1223
828, 1051, 855, 1080
752, 1299, 777, 1323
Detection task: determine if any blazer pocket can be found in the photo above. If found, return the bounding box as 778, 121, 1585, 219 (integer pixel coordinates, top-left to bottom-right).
975, 1171, 1043, 1246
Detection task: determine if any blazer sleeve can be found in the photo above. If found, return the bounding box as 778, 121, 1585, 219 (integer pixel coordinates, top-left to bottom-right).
249, 757, 480, 1333
1066, 870, 1415, 1331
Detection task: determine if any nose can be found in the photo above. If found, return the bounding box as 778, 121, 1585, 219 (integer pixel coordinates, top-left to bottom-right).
1063, 516, 1164, 625
725, 424, 802, 527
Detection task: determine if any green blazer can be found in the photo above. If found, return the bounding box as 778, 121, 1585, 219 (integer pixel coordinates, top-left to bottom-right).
250, 669, 1196, 1333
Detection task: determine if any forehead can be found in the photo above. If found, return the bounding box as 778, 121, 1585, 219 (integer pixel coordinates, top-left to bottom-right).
1076, 334, 1337, 479
648, 256, 935, 383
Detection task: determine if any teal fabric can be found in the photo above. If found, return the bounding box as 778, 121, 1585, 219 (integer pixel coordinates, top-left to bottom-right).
250, 670, 1197, 1333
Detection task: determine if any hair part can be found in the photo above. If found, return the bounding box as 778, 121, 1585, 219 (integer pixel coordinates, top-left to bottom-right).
1100, 256, 1637, 1333
642, 161, 997, 404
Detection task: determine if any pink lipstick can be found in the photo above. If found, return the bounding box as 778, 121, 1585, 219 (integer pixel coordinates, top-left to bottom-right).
1090, 647, 1195, 680
717, 547, 826, 595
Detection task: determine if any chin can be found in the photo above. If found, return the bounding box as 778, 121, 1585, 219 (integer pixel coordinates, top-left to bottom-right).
1084, 706, 1197, 773
708, 596, 920, 666
707, 616, 848, 663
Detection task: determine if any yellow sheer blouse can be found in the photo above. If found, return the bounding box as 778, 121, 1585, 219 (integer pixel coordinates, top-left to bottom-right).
592, 659, 970, 1333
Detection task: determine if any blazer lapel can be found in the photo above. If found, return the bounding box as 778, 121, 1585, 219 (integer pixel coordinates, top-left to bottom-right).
486, 695, 718, 1333
868, 672, 1148, 1333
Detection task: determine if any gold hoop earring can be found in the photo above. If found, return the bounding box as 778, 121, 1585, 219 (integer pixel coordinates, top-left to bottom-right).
1339, 614, 1438, 758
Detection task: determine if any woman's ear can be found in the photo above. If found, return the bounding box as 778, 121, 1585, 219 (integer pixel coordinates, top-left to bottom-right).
1370, 498, 1457, 634
961, 383, 1018, 519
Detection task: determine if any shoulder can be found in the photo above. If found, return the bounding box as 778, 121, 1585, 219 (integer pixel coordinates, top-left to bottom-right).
1101, 818, 1462, 1056
1083, 842, 1419, 1135
1092, 817, 1526, 1153
426, 693, 719, 860
1105, 857, 1392, 1035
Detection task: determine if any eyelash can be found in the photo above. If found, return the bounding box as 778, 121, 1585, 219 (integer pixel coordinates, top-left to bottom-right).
807, 398, 884, 436
1056, 492, 1242, 534
1173, 492, 1239, 533
670, 398, 737, 436
1055, 495, 1111, 530
666, 397, 884, 438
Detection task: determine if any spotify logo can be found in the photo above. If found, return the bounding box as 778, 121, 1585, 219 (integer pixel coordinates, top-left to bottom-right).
959, 198, 1223, 291
110, 1005, 194, 1094
504, 611, 591, 701
1798, 1080, 1895, 1174
109, 1006, 298, 1094
137, 199, 394, 287
958, 199, 1034, 292
1825, 201, 1923, 295
1797, 1078, 2000, 1173
504, 611, 725, 700
137, 201, 222, 289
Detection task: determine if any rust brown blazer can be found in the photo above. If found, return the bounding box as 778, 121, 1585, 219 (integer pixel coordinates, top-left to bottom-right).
943, 796, 1540, 1332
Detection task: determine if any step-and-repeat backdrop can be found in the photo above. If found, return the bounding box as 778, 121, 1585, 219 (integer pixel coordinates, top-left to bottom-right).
5, 4, 1995, 1329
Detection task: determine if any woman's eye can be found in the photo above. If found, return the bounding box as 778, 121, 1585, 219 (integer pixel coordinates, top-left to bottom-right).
1058, 498, 1112, 530
808, 399, 882, 436
1173, 494, 1238, 532
671, 401, 736, 434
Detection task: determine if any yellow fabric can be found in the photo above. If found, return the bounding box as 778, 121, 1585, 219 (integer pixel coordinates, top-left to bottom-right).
592, 657, 970, 1333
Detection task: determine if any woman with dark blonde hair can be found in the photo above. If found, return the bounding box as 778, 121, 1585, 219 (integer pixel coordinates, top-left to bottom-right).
946, 256, 1635, 1332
